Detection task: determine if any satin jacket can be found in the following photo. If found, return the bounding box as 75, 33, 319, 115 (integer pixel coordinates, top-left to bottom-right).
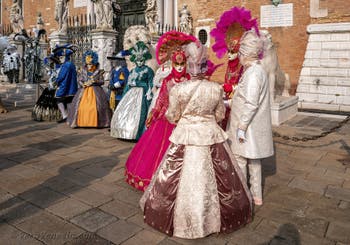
226, 62, 274, 159
166, 79, 227, 146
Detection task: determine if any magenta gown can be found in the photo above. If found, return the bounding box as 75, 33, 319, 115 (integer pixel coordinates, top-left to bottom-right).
125, 72, 190, 191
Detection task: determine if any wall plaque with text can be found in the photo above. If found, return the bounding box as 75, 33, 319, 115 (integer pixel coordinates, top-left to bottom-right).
74, 0, 87, 8
260, 3, 293, 28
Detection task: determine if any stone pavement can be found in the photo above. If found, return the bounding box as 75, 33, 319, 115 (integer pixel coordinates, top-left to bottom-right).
0, 108, 350, 245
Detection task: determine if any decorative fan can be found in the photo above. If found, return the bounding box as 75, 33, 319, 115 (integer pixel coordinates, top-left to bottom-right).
210, 7, 259, 59
156, 30, 197, 65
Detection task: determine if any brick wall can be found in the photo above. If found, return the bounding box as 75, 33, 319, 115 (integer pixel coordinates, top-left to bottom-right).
315, 0, 350, 24
1, 0, 349, 94
178, 0, 350, 95
1, 0, 86, 35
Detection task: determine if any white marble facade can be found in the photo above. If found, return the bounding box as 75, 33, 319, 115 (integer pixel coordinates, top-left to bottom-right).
157, 0, 177, 28
296, 22, 350, 112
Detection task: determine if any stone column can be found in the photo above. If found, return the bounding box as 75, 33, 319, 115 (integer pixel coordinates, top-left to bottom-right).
164, 0, 174, 27
48, 33, 69, 50
91, 29, 118, 83
87, 0, 96, 25
157, 0, 164, 25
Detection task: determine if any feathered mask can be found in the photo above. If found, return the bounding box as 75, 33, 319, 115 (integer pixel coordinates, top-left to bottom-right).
156, 30, 197, 65
129, 41, 152, 63
83, 50, 99, 66
210, 7, 259, 59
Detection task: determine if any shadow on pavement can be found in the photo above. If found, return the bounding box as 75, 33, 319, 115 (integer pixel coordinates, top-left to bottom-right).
0, 133, 99, 171
260, 223, 301, 245
0, 146, 130, 224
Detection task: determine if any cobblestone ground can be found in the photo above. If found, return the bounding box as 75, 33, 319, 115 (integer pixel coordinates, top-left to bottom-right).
0, 109, 350, 245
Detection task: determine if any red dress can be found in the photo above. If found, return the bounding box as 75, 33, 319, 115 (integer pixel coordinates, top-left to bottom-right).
124, 69, 190, 191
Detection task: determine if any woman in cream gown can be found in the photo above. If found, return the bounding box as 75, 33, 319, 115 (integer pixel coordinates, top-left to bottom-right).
140, 42, 252, 239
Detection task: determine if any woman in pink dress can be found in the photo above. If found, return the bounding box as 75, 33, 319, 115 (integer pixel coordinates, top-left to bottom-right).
124, 49, 190, 191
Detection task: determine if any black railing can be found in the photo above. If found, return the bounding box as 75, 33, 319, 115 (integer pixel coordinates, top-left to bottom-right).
67, 14, 96, 68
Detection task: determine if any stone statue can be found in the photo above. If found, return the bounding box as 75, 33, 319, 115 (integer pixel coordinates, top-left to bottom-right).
36, 12, 44, 30
145, 0, 157, 34
23, 39, 44, 83
9, 0, 24, 34
92, 0, 113, 29
54, 0, 69, 34
111, 0, 121, 30
2, 44, 21, 84
179, 4, 193, 35
260, 30, 290, 102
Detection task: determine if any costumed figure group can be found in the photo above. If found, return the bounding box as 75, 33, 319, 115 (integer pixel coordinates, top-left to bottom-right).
120, 7, 274, 239
32, 44, 112, 128
29, 6, 274, 239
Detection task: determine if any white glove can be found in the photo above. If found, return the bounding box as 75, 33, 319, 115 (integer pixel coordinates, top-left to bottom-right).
113, 82, 121, 88
236, 129, 246, 143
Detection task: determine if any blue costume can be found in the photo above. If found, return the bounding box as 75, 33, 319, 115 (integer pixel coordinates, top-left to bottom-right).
55, 60, 78, 98
107, 52, 130, 110
108, 66, 129, 110
52, 44, 78, 123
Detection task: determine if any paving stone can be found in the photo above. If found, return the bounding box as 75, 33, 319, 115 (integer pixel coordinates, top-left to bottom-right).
5, 148, 48, 163
288, 176, 327, 195
102, 167, 126, 183
46, 198, 92, 219
306, 168, 344, 186
0, 158, 19, 170
69, 188, 113, 207
26, 156, 76, 171
16, 211, 84, 245
0, 197, 42, 225
19, 187, 68, 208
254, 218, 281, 239
257, 221, 303, 245
61, 170, 98, 187
78, 160, 117, 178
264, 172, 294, 186
97, 220, 143, 244
70, 208, 118, 232
325, 186, 350, 202
289, 148, 326, 162
0, 188, 14, 203
87, 181, 125, 196
326, 221, 350, 243
113, 189, 143, 207
316, 152, 348, 172
158, 238, 183, 245
170, 233, 227, 245
263, 187, 311, 211
0, 223, 43, 245
63, 232, 114, 245
226, 228, 267, 245
100, 199, 139, 220
325, 169, 350, 182
127, 213, 149, 230
121, 229, 165, 245
300, 232, 335, 245
338, 201, 349, 209
306, 204, 350, 223
43, 178, 81, 195
257, 203, 328, 237
343, 180, 350, 189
